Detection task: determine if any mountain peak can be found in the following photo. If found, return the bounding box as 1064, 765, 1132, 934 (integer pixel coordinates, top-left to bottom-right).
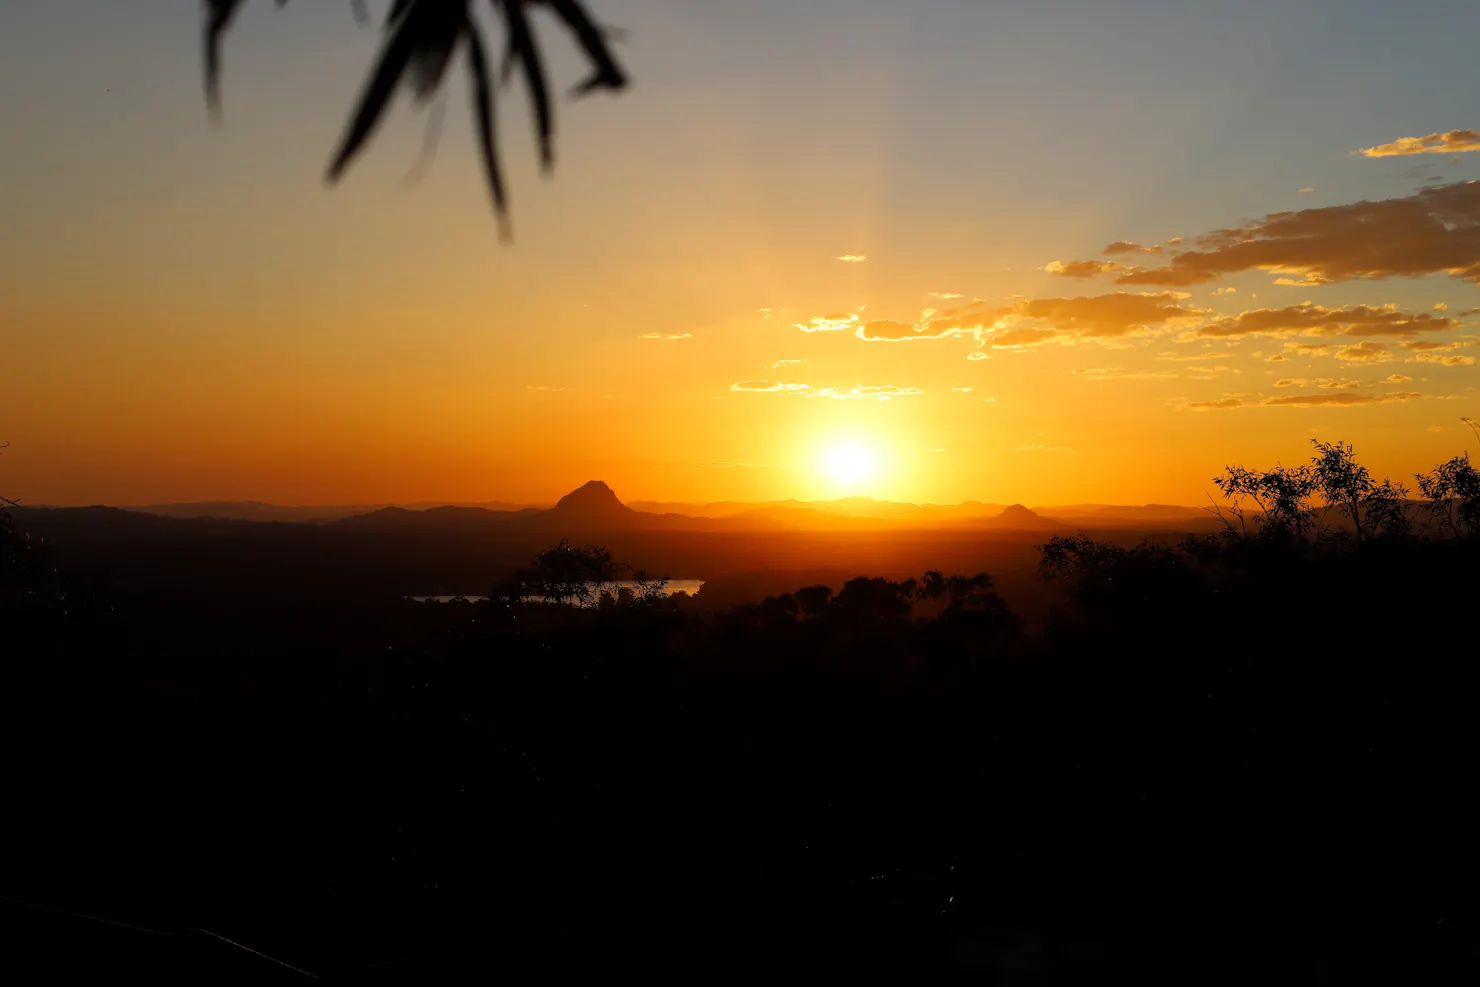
992, 503, 1053, 528
552, 480, 633, 516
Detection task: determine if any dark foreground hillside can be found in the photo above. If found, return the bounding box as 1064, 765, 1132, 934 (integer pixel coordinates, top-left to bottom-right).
5, 487, 1480, 982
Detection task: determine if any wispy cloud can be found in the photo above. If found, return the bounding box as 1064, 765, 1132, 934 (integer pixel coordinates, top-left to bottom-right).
729, 380, 810, 393
1336, 341, 1393, 362
1070, 367, 1178, 380
728, 381, 924, 401
1104, 241, 1163, 255
1184, 390, 1426, 410
771, 358, 805, 368
807, 385, 924, 401
1045, 259, 1123, 278
1016, 444, 1073, 452
1116, 181, 1480, 287
1157, 350, 1234, 361
640, 332, 693, 340
928, 291, 963, 299
856, 315, 977, 341
795, 313, 860, 333
525, 385, 567, 392
985, 292, 1205, 347
836, 254, 867, 263
1194, 302, 1455, 340
1414, 352, 1476, 366
967, 352, 991, 361
951, 386, 974, 392
1358, 129, 1480, 157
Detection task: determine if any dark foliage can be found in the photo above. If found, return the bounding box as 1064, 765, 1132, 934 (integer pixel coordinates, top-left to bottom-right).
5, 438, 1480, 981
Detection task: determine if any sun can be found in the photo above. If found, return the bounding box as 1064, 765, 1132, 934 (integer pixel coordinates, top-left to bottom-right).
825, 443, 875, 487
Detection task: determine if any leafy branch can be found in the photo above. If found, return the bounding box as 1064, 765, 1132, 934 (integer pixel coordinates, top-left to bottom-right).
204, 0, 629, 237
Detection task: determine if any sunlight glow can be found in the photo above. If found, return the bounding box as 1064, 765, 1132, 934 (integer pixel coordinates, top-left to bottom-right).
825, 443, 875, 487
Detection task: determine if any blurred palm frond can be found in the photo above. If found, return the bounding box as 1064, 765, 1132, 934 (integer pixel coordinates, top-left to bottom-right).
203, 0, 628, 235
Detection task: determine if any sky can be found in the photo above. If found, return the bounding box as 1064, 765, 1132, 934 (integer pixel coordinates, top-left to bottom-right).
4, 0, 1480, 507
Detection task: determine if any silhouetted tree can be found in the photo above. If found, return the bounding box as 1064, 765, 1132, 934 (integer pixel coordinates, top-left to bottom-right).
1309, 439, 1409, 541
793, 584, 833, 617
831, 577, 912, 622
516, 538, 614, 606
1416, 451, 1480, 539
1211, 462, 1316, 540
204, 0, 628, 233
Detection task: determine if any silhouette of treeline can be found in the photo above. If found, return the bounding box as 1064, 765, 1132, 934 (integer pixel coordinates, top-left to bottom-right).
4, 438, 1480, 982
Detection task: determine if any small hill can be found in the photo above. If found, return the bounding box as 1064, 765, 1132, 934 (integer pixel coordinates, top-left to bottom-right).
987, 504, 1058, 530
549, 481, 638, 521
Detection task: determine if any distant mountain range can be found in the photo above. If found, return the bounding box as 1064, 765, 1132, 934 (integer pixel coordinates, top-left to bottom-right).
112, 487, 1211, 530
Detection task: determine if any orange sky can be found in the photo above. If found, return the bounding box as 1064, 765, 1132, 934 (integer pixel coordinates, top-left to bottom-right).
3, 2, 1479, 507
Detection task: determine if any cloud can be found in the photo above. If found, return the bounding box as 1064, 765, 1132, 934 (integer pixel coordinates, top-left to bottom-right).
1414, 352, 1477, 366
1116, 181, 1480, 287
1358, 129, 1480, 157
524, 385, 567, 392
1385, 374, 1414, 382
1070, 367, 1178, 380
795, 313, 859, 332
1185, 390, 1426, 410
985, 291, 1205, 347
729, 380, 810, 393
928, 291, 964, 299
982, 396, 998, 403
985, 327, 1060, 348
1104, 241, 1163, 255
1016, 444, 1073, 452
856, 316, 976, 342
1336, 341, 1392, 362
1044, 259, 1123, 278
1435, 302, 1450, 311
1194, 302, 1455, 339
1213, 287, 1238, 296
1267, 391, 1421, 406
641, 332, 692, 340
1402, 340, 1454, 351
967, 352, 991, 361
807, 385, 924, 401
1273, 276, 1332, 287
771, 358, 805, 368
1299, 188, 1315, 194
1266, 354, 1289, 362
1157, 350, 1233, 361
730, 380, 923, 400
1429, 425, 1447, 432
836, 254, 867, 262
951, 386, 973, 392
1274, 377, 1369, 389
1167, 238, 1184, 246
1284, 341, 1336, 354
1184, 397, 1249, 410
